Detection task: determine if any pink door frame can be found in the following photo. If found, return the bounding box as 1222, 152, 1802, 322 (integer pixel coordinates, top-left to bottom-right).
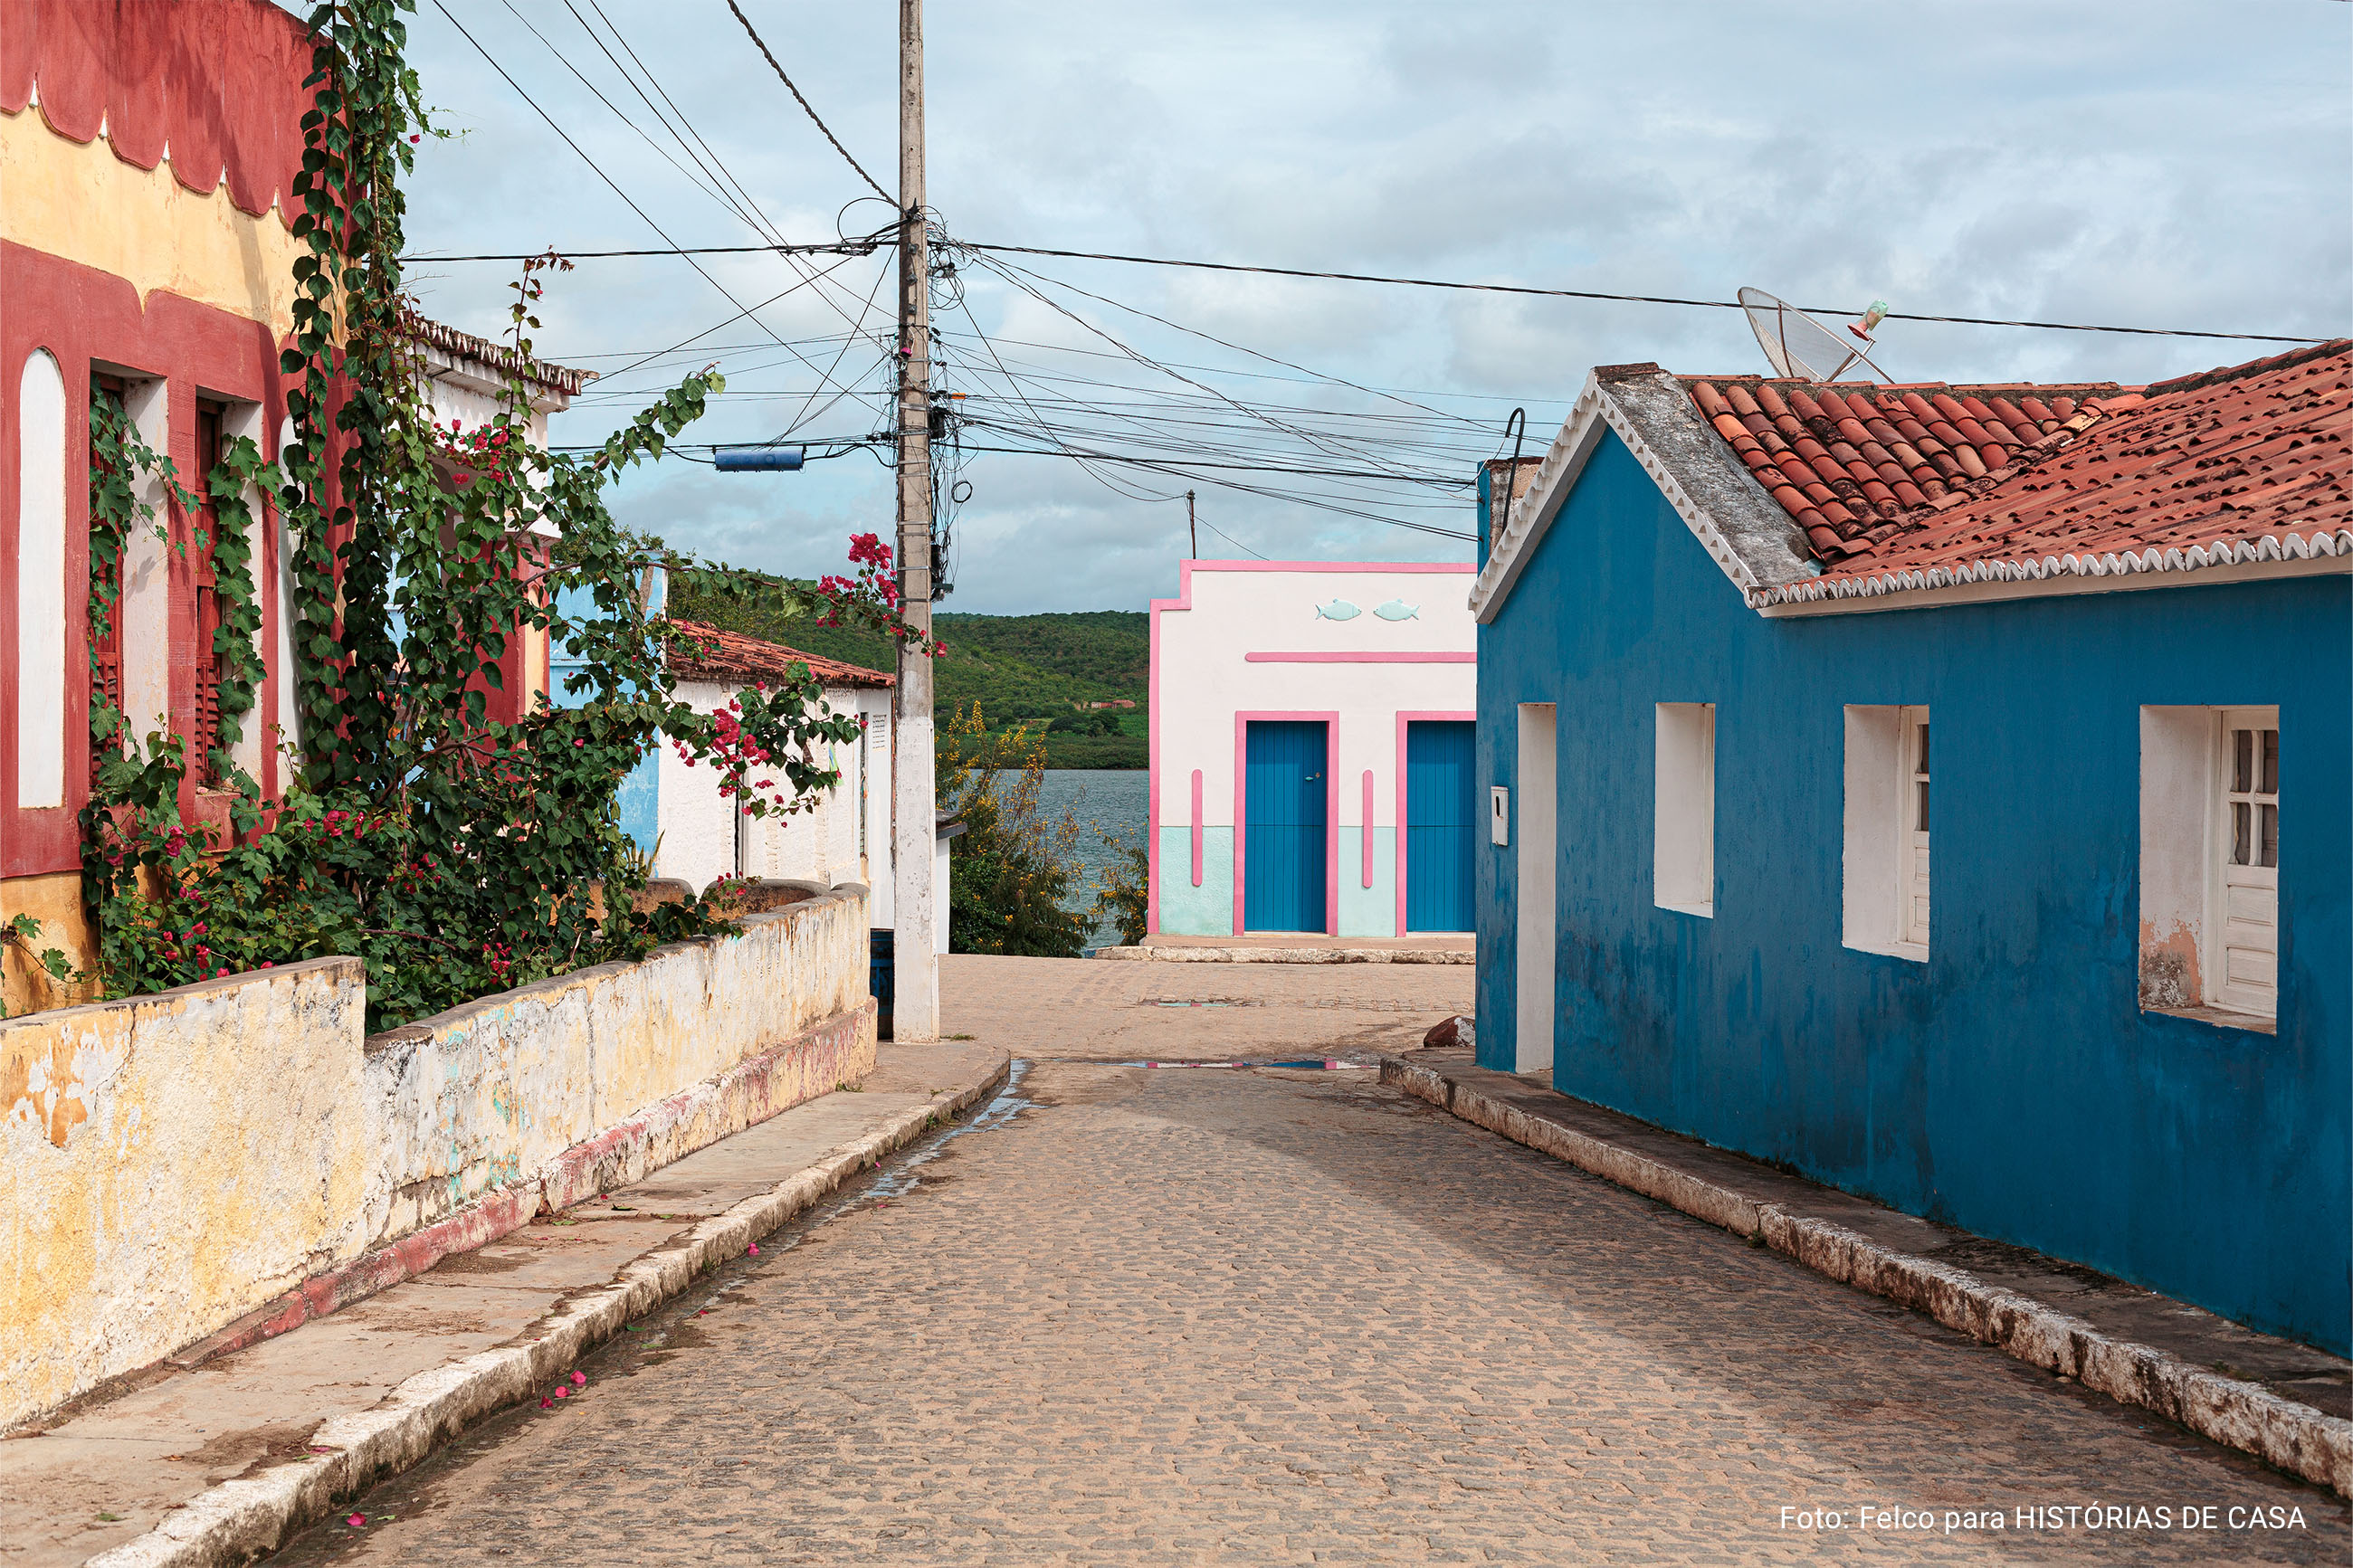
1233, 710, 1340, 936
1396, 710, 1477, 936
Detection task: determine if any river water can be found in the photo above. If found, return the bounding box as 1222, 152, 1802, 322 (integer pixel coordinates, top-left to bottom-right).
1002, 769, 1148, 946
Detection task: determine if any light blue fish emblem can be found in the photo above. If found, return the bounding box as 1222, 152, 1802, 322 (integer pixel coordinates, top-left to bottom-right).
1372, 599, 1419, 621
1313, 599, 1362, 621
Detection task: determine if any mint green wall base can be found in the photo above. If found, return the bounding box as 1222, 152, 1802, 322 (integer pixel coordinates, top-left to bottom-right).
1338, 827, 1396, 937
1155, 826, 1234, 936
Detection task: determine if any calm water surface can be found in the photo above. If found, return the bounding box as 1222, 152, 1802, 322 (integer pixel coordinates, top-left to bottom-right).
996, 769, 1147, 945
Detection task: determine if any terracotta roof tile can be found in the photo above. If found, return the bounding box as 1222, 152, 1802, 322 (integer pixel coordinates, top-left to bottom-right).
1685, 341, 2353, 593
663, 619, 894, 689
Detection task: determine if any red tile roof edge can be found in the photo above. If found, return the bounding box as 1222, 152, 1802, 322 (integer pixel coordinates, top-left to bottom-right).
662, 618, 895, 689
1743, 525, 2353, 611
398, 309, 597, 397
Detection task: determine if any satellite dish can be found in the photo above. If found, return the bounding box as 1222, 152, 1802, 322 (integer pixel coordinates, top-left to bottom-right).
1739, 287, 1891, 385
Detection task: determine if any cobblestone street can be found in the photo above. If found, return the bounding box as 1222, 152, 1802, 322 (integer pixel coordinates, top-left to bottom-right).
274, 958, 2346, 1565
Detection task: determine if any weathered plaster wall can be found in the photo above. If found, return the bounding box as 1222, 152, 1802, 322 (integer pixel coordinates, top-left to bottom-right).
657, 678, 875, 894
0, 888, 872, 1429
1475, 428, 2353, 1354
2, 958, 372, 1424
0, 868, 98, 1015
0, 103, 302, 337
362, 889, 871, 1240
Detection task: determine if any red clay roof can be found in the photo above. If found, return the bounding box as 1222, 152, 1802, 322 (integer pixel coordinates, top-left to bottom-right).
664, 619, 894, 689
1685, 341, 2351, 584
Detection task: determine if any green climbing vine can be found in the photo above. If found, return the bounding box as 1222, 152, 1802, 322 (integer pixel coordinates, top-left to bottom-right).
70, 0, 929, 1031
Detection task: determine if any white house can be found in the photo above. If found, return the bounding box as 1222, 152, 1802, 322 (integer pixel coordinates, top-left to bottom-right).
653, 619, 895, 899
1148, 560, 1477, 939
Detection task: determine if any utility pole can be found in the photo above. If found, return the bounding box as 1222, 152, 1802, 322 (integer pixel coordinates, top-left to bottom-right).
1186, 489, 1196, 558
891, 0, 938, 1041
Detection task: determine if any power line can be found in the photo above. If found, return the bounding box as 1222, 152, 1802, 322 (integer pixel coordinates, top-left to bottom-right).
394, 233, 2331, 343
401, 241, 879, 261
721, 0, 891, 202
432, 1, 885, 412
961, 243, 2329, 345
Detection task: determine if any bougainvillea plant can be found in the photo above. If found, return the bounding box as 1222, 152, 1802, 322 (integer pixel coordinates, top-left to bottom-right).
72, 0, 929, 1031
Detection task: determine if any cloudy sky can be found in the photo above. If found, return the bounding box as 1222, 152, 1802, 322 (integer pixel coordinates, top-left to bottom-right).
388, 1, 2352, 615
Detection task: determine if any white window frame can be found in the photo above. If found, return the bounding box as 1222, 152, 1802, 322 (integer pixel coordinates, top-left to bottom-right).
1898, 706, 1930, 950
2212, 708, 2280, 1020
1653, 702, 1715, 917
2139, 705, 2279, 1031
1842, 705, 1926, 962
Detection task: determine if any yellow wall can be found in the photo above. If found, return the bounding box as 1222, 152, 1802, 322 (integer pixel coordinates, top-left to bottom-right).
0, 105, 301, 336
0, 873, 95, 1018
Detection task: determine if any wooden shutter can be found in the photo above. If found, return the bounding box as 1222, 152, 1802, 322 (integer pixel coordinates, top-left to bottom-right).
2214, 708, 2280, 1018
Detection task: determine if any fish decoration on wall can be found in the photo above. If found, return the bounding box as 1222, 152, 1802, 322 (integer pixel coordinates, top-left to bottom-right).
1372, 599, 1419, 621
1313, 599, 1362, 621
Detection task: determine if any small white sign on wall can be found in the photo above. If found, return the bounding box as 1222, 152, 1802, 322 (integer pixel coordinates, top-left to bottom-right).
1491, 786, 1510, 846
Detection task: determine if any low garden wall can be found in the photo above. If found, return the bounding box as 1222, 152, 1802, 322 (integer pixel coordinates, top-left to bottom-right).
0, 884, 872, 1430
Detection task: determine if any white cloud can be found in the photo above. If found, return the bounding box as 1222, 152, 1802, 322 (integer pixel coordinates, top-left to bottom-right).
391, 0, 2350, 613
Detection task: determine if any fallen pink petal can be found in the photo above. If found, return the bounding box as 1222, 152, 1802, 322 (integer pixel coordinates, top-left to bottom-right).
346, 1515, 365, 1528
553, 1387, 569, 1398
570, 1372, 586, 1385
747, 1243, 759, 1255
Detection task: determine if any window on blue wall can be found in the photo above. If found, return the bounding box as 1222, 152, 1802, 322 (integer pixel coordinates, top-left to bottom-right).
2139, 706, 2278, 1030
1654, 703, 1715, 917
1843, 706, 1928, 962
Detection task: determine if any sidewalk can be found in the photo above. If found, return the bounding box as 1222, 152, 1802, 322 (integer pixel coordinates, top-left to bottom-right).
2, 1042, 1009, 1568
1383, 1046, 2353, 1495
1097, 933, 1473, 965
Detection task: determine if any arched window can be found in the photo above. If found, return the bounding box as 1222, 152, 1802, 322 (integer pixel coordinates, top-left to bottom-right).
14, 350, 68, 809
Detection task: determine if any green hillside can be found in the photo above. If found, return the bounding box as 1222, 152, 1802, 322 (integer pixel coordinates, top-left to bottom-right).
665, 589, 1149, 767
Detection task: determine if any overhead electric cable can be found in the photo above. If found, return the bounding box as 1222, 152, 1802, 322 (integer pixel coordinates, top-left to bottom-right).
431, 1, 875, 410
392, 239, 2330, 343
721, 0, 892, 202
968, 250, 1486, 432
961, 244, 2329, 345
401, 241, 880, 262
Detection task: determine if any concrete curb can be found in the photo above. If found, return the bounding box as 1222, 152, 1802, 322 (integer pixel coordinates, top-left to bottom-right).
1380, 1054, 2353, 1497
1094, 945, 1472, 965
86, 1056, 1014, 1568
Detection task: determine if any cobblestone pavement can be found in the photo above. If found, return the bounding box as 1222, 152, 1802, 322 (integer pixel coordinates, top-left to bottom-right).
273, 958, 2344, 1565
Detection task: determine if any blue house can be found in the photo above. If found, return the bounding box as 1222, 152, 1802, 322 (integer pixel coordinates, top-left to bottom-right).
1472, 344, 2350, 1354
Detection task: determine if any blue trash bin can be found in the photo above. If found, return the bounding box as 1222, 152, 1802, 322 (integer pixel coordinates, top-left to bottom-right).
870, 927, 894, 1041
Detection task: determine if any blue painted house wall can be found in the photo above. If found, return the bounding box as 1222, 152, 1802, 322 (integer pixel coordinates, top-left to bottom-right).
550, 580, 661, 855
1476, 430, 2351, 1354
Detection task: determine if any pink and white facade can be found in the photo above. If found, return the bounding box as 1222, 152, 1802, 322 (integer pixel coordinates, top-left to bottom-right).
1147, 560, 1477, 937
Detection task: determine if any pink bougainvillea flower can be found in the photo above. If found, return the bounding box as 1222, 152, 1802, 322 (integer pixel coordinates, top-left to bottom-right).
747, 1243, 760, 1255
540, 1398, 552, 1409
347, 1514, 366, 1527
553, 1387, 569, 1399
570, 1372, 586, 1385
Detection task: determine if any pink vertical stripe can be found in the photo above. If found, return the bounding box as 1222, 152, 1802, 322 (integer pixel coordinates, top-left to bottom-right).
1360, 771, 1375, 888
1189, 770, 1204, 886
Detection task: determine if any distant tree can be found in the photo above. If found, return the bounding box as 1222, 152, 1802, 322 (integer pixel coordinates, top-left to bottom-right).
1092, 824, 1148, 947
937, 704, 1090, 957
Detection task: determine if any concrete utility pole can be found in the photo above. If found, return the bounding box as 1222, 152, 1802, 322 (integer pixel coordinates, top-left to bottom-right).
891, 0, 939, 1041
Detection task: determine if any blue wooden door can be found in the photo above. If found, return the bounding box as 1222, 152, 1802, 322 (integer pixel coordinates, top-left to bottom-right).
1244, 721, 1328, 932
1406, 720, 1475, 932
